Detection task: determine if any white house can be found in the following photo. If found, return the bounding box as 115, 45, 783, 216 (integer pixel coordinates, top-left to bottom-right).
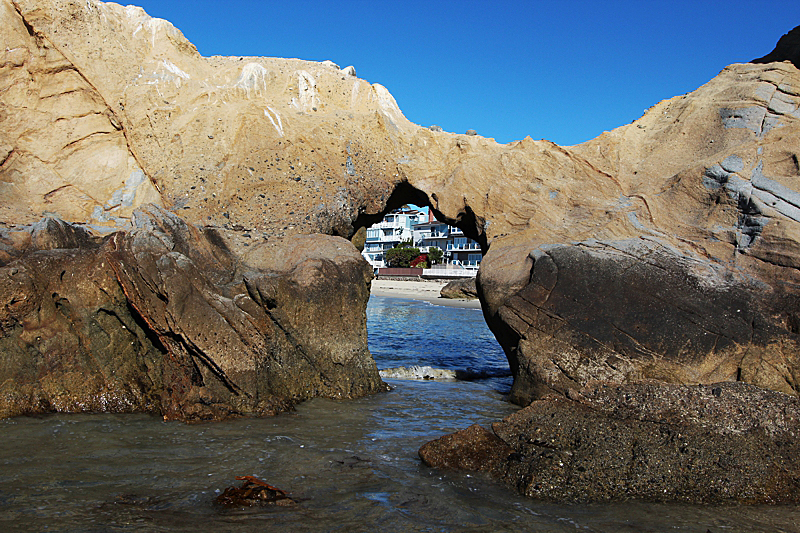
362, 207, 426, 268
362, 206, 483, 273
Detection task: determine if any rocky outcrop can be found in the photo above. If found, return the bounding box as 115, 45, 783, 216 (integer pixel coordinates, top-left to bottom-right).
439, 277, 478, 299
421, 382, 800, 503
486, 238, 800, 404
3, 0, 800, 504
1, 0, 800, 437
476, 58, 800, 405
0, 205, 383, 420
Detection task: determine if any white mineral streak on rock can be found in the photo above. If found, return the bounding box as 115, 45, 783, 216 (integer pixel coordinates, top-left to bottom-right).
296, 70, 319, 111
151, 18, 174, 48
372, 83, 403, 127
350, 81, 360, 108
106, 169, 147, 209
264, 106, 284, 137
161, 59, 190, 80
233, 63, 269, 98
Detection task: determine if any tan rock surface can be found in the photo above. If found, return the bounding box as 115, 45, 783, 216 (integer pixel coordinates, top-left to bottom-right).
2, 0, 800, 419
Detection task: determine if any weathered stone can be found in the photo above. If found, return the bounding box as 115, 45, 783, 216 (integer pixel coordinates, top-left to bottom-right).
0, 206, 384, 420
1, 1, 800, 439
0, 224, 164, 417
439, 277, 478, 299
419, 423, 513, 476
483, 239, 800, 404
422, 382, 800, 503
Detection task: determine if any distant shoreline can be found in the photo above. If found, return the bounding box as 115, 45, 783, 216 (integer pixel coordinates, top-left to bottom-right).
369, 279, 482, 309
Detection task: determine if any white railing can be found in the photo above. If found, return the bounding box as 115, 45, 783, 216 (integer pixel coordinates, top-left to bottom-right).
366, 234, 410, 244
447, 242, 481, 251
451, 260, 480, 267
422, 266, 476, 278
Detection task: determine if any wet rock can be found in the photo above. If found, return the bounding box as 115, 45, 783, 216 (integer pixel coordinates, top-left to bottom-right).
439, 277, 478, 299
0, 206, 385, 420
419, 424, 513, 476
421, 382, 800, 503
216, 476, 296, 507
0, 222, 164, 417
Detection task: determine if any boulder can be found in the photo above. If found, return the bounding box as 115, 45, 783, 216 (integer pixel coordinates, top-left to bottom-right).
0, 205, 384, 420
421, 382, 800, 503
484, 239, 800, 405
439, 277, 478, 299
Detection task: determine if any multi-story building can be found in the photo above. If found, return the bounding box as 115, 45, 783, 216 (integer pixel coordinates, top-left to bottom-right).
446, 226, 483, 268
362, 206, 483, 272
412, 210, 450, 254
362, 207, 426, 268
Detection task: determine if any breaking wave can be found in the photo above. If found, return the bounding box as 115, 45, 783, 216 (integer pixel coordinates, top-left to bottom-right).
379, 365, 512, 381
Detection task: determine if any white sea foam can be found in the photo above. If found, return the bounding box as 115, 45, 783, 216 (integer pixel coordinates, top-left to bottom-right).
379, 366, 457, 381
379, 365, 512, 381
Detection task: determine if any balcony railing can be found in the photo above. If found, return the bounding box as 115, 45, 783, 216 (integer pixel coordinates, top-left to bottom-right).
452, 260, 481, 267
366, 233, 410, 243
447, 242, 481, 251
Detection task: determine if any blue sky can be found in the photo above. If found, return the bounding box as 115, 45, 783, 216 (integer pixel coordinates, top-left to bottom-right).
129, 0, 798, 146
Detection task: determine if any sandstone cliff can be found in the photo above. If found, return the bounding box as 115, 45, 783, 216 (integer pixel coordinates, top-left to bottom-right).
1, 1, 799, 430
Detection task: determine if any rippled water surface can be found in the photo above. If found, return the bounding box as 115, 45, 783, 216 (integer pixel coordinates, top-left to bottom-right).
0, 296, 797, 532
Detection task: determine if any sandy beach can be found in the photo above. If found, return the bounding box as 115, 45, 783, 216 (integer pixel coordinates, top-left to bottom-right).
369, 279, 482, 308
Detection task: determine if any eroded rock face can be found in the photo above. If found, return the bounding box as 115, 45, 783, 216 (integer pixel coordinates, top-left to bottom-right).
476, 58, 800, 404
485, 238, 800, 404
0, 220, 165, 416
1, 0, 800, 435
421, 382, 800, 503
0, 205, 383, 420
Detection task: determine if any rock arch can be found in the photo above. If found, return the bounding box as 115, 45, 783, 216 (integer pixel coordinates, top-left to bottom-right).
1, 1, 800, 421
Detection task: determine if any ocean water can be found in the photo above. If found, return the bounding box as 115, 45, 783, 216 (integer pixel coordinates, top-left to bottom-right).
0, 295, 797, 532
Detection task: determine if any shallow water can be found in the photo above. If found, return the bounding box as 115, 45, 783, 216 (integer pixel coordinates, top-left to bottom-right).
0, 296, 797, 532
